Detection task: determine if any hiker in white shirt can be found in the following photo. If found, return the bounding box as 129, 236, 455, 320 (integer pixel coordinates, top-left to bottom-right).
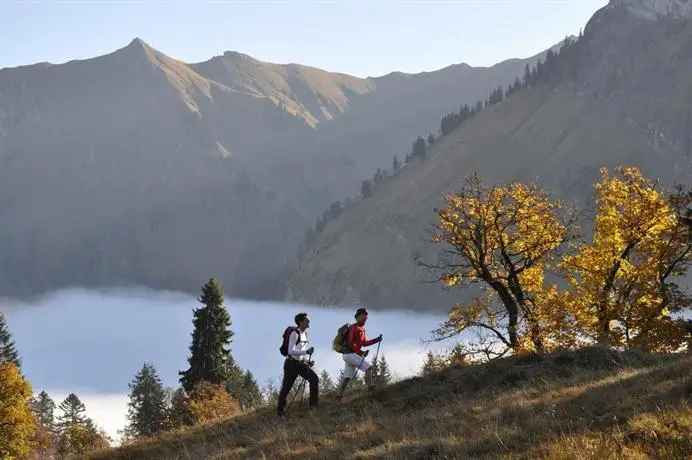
277, 312, 319, 416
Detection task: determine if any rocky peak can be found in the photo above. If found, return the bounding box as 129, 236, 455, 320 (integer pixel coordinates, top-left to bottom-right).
611, 0, 692, 20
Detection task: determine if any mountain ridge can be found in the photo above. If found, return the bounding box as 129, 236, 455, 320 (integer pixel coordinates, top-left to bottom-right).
0, 32, 554, 300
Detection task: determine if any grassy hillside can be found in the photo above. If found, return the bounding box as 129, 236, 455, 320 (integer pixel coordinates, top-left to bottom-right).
286, 3, 692, 311
89, 348, 691, 459
0, 37, 548, 300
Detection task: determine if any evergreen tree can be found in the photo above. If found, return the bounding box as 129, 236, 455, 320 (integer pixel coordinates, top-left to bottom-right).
361, 179, 372, 198
372, 355, 393, 387
513, 76, 522, 93
0, 312, 21, 369
222, 355, 262, 411
166, 388, 194, 429
126, 362, 167, 438
179, 278, 233, 392
392, 155, 400, 174
56, 393, 87, 432
421, 351, 440, 376
240, 370, 262, 410
319, 370, 335, 394
30, 390, 56, 430
327, 200, 343, 220
412, 136, 426, 158
523, 63, 531, 87
427, 133, 435, 147
56, 419, 110, 458
374, 168, 385, 184
224, 354, 245, 401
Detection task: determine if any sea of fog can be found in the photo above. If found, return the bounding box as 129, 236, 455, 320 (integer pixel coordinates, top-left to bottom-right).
0, 288, 450, 442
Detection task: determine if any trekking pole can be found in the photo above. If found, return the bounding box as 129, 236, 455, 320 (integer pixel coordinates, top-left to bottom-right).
373, 340, 382, 364
299, 376, 307, 408
286, 377, 306, 412
300, 349, 313, 408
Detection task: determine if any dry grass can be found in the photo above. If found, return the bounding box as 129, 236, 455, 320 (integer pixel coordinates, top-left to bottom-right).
87, 347, 691, 459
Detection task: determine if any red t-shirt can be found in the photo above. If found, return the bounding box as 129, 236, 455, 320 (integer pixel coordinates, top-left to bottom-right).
348, 323, 377, 356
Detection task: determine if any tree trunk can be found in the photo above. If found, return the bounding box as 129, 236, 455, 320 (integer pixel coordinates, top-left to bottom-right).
490, 280, 520, 350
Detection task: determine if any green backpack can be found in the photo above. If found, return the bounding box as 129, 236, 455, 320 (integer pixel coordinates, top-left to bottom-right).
332, 323, 351, 354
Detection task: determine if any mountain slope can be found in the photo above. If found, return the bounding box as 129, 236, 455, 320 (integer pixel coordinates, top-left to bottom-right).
90, 348, 692, 459
286, 0, 692, 312
0, 36, 551, 299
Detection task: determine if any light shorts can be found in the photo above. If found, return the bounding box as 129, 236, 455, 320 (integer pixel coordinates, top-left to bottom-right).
342, 352, 371, 379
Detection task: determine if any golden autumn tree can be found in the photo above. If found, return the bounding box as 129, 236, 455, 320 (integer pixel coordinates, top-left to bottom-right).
422, 174, 578, 356
55, 421, 110, 458
187, 381, 241, 424
561, 167, 692, 352
0, 362, 37, 460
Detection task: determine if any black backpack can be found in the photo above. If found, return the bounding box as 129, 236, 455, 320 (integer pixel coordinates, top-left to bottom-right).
279, 326, 300, 357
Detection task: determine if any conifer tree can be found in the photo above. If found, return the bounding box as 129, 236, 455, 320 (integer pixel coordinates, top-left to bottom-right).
319, 370, 336, 394
240, 370, 262, 410
422, 351, 438, 376
30, 390, 58, 456
56, 393, 87, 432
126, 362, 167, 438
166, 388, 194, 429
361, 179, 372, 198
225, 356, 261, 410
179, 278, 233, 392
56, 419, 110, 458
392, 155, 400, 174
0, 311, 21, 369
373, 355, 393, 387
224, 354, 245, 401
30, 390, 56, 431
412, 136, 426, 158
55, 393, 111, 456
373, 168, 384, 184
523, 63, 532, 87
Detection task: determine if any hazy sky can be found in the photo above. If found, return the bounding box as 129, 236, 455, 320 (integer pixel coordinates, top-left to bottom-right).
2, 0, 608, 77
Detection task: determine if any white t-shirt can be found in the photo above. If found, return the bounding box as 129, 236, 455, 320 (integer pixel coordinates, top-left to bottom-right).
287, 329, 311, 361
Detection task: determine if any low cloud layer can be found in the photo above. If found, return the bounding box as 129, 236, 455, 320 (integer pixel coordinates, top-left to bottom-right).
1, 287, 451, 441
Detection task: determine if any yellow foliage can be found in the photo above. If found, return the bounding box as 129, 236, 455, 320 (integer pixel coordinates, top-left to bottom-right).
431, 168, 691, 357
188, 381, 241, 424
56, 422, 110, 458
0, 362, 37, 460
430, 174, 576, 354
561, 167, 692, 352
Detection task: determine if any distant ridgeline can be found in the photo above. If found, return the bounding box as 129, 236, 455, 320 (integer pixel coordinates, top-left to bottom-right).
298, 33, 585, 261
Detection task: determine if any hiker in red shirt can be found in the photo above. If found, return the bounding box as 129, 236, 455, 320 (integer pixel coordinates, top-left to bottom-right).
336, 308, 382, 400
